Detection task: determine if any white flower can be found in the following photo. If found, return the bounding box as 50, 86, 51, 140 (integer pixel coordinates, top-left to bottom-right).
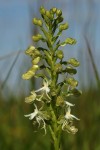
65, 107, 80, 120
24, 104, 47, 134
35, 79, 51, 100
65, 101, 75, 107
24, 104, 39, 120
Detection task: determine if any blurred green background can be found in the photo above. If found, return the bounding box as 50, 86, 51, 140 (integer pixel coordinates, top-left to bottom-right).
0, 0, 100, 150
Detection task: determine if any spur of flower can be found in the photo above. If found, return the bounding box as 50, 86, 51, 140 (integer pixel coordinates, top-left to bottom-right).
24, 104, 49, 134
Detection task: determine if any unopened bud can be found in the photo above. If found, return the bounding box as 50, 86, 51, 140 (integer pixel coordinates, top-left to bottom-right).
68, 58, 80, 67
65, 38, 77, 45
66, 77, 78, 87
33, 18, 43, 27
32, 34, 43, 42
56, 50, 64, 59
55, 63, 62, 73
32, 57, 41, 65
56, 9, 62, 16
40, 6, 46, 15
25, 46, 35, 56
46, 10, 53, 20
52, 7, 57, 13
59, 23, 69, 31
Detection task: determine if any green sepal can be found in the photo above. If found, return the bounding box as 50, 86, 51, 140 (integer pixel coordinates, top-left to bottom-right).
65, 38, 77, 45
68, 58, 80, 67
66, 77, 78, 87
59, 23, 69, 32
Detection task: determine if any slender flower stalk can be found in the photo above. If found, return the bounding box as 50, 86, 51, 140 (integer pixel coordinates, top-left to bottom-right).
22, 6, 82, 150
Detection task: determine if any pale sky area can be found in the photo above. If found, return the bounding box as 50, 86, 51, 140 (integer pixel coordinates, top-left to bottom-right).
0, 0, 100, 96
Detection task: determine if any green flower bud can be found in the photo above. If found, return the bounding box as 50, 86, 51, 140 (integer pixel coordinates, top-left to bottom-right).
25, 91, 36, 103
40, 6, 46, 15
59, 23, 69, 31
22, 65, 39, 80
68, 58, 80, 67
22, 70, 35, 80
32, 34, 43, 42
54, 63, 62, 73
66, 77, 78, 87
56, 96, 64, 107
65, 38, 77, 45
56, 9, 62, 16
33, 18, 43, 27
25, 46, 35, 56
32, 57, 41, 65
45, 11, 53, 20
56, 50, 64, 59
52, 7, 57, 13
34, 50, 41, 57
32, 65, 39, 70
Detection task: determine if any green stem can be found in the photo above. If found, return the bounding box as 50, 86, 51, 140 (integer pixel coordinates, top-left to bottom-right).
49, 104, 62, 150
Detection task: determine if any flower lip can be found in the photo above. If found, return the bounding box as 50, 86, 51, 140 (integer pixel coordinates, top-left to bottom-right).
24, 104, 38, 120
35, 79, 51, 99
65, 107, 80, 120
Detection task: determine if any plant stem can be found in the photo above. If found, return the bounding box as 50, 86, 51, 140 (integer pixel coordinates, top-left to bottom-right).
49, 104, 62, 150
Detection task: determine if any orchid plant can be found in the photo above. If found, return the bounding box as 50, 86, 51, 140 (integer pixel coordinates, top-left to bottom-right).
22, 6, 82, 150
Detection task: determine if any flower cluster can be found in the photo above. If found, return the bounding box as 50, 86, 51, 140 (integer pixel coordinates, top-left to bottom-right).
22, 6, 82, 135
